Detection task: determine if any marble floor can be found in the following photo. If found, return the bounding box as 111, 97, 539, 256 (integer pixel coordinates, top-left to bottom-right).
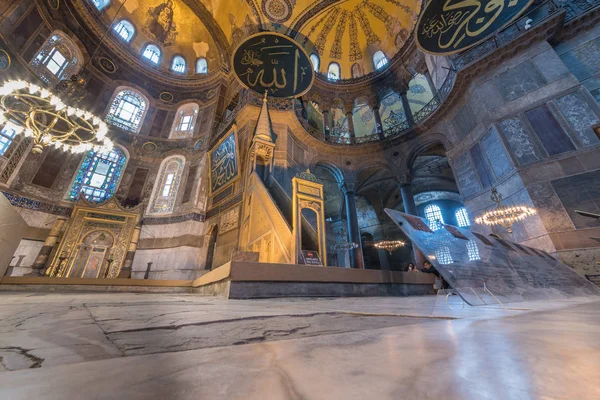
0, 292, 598, 399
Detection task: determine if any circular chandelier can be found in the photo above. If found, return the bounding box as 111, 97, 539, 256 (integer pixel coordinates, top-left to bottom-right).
0, 80, 112, 154
333, 240, 359, 253
475, 187, 536, 233
374, 240, 406, 254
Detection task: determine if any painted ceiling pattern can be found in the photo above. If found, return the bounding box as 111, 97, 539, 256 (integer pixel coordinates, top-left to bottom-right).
86, 0, 422, 77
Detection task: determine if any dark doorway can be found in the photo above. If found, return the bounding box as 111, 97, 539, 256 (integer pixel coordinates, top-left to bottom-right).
206, 225, 218, 270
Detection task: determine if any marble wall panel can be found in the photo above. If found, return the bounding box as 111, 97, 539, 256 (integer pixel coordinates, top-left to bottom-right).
557, 247, 600, 277
494, 61, 547, 102
551, 170, 600, 229
469, 144, 493, 188
452, 103, 477, 140
560, 39, 600, 82
0, 194, 28, 277
481, 127, 513, 179
555, 92, 600, 147
131, 246, 205, 280
525, 105, 576, 156
529, 182, 576, 233
451, 153, 481, 198
498, 117, 543, 166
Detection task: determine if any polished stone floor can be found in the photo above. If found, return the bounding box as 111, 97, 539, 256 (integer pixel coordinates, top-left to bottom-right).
0, 292, 598, 399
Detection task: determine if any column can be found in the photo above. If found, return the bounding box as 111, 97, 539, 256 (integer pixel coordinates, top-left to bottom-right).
400, 91, 415, 127
374, 232, 390, 270
31, 217, 66, 276
340, 183, 365, 269
119, 225, 142, 278
424, 70, 438, 97
323, 110, 330, 136
399, 182, 426, 267
373, 106, 385, 140
346, 112, 356, 140
332, 221, 349, 268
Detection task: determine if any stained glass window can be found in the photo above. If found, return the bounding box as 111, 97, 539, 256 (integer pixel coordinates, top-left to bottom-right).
68, 147, 127, 203
170, 103, 199, 139
373, 51, 388, 70
196, 58, 208, 74
0, 125, 17, 156
435, 246, 453, 265
30, 32, 82, 85
142, 44, 161, 64
105, 88, 148, 132
171, 56, 186, 73
114, 20, 135, 42
91, 0, 110, 10
148, 156, 185, 214
310, 54, 319, 72
456, 207, 471, 227
425, 204, 444, 231
327, 62, 340, 81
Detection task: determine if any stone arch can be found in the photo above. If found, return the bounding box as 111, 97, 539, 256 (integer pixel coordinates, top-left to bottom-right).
403, 134, 453, 172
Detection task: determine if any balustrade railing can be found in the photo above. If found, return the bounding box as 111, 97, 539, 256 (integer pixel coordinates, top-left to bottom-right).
290, 0, 600, 145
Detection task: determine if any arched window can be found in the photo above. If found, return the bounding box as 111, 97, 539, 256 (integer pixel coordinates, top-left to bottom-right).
68, 147, 127, 203
196, 58, 208, 74
467, 240, 480, 261
435, 246, 453, 265
30, 31, 83, 85
91, 0, 110, 11
142, 44, 161, 64
327, 62, 340, 81
105, 88, 148, 133
170, 103, 199, 139
351, 63, 363, 78
0, 124, 17, 156
424, 204, 444, 231
309, 53, 319, 72
456, 207, 471, 227
113, 20, 135, 42
147, 156, 185, 214
171, 56, 186, 73
373, 51, 388, 70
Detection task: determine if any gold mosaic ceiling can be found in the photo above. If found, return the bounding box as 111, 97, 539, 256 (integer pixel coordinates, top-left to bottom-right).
92, 0, 422, 77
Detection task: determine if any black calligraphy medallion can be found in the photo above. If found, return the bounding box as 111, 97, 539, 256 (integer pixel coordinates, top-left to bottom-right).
209, 131, 239, 194
232, 32, 314, 98
416, 0, 534, 55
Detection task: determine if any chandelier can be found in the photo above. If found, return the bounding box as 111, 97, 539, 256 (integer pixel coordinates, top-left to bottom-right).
333, 240, 359, 253
374, 240, 406, 254
475, 187, 536, 233
0, 80, 112, 154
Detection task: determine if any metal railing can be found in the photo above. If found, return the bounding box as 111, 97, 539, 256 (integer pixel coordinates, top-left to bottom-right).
290, 0, 599, 146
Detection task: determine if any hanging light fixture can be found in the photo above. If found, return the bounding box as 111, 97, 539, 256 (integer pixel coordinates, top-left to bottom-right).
0, 80, 111, 154
475, 187, 536, 233
374, 239, 406, 254
0, 1, 130, 154
372, 183, 406, 254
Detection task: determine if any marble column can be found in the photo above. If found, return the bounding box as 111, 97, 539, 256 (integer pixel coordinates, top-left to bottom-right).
374, 231, 390, 270
373, 106, 385, 140
399, 183, 425, 267
400, 91, 415, 127
340, 183, 365, 269
32, 217, 66, 276
424, 70, 438, 97
332, 221, 349, 268
323, 110, 330, 136
119, 225, 142, 278
346, 112, 356, 140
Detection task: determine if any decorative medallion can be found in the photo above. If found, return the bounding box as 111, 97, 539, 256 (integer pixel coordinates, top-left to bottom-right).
232, 32, 314, 98
193, 139, 204, 151
159, 91, 174, 103
206, 89, 216, 99
98, 57, 117, 74
0, 49, 10, 71
141, 141, 157, 155
261, 0, 295, 23
416, 0, 534, 55
48, 0, 59, 10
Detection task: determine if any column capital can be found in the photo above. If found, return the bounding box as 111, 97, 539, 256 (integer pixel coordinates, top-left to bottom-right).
339, 181, 357, 195
395, 173, 412, 186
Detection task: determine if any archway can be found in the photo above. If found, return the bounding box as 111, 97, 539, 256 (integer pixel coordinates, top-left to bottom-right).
205, 225, 218, 270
